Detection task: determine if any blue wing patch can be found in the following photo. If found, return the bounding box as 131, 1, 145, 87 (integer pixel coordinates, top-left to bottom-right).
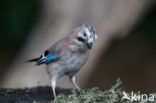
37, 53, 61, 65
43, 54, 60, 63
26, 50, 61, 65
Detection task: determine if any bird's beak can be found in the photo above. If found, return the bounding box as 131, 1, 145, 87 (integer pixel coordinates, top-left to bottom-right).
87, 42, 93, 49
86, 37, 94, 49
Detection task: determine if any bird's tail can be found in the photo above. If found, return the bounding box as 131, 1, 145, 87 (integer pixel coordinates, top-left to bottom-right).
26, 55, 45, 65
26, 57, 40, 62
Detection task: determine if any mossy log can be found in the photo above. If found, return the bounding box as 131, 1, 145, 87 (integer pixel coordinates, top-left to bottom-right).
0, 79, 155, 103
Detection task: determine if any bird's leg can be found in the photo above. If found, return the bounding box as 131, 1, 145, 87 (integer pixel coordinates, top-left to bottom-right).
70, 75, 80, 90
51, 79, 57, 100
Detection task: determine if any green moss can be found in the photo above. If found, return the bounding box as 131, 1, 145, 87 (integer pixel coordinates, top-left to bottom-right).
53, 78, 123, 103
34, 78, 156, 103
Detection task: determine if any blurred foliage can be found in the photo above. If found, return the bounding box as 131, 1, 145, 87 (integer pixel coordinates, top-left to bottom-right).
0, 0, 40, 50
0, 0, 40, 81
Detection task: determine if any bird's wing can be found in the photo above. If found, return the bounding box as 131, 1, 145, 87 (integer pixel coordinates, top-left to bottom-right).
26, 50, 61, 65
48, 36, 68, 54
27, 37, 68, 65
28, 40, 67, 65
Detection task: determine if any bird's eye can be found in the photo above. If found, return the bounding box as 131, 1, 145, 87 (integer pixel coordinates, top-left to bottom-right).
83, 32, 87, 37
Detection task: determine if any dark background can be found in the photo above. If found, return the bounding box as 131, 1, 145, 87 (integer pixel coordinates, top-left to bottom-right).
0, 0, 156, 93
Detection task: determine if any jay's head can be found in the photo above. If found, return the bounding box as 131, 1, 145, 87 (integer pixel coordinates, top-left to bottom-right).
70, 24, 98, 50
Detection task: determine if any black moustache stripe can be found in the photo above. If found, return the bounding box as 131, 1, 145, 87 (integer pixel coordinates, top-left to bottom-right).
77, 37, 85, 43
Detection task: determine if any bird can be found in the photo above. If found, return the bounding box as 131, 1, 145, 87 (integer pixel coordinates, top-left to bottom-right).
26, 24, 98, 100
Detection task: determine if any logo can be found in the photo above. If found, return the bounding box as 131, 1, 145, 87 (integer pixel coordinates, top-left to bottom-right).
122, 91, 155, 102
